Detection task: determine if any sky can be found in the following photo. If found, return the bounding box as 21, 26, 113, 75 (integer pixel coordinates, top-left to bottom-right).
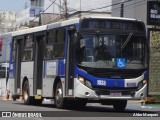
0, 0, 26, 12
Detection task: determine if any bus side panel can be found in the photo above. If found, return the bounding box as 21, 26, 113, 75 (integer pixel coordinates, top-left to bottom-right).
42, 60, 58, 97
42, 78, 65, 98
7, 62, 16, 95
21, 62, 34, 96
42, 78, 54, 97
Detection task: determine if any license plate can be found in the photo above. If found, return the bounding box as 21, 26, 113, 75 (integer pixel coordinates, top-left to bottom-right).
35, 95, 42, 99
110, 91, 122, 96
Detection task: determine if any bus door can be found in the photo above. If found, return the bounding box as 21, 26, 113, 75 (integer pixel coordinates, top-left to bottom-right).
65, 29, 77, 96
33, 34, 45, 96
15, 38, 23, 94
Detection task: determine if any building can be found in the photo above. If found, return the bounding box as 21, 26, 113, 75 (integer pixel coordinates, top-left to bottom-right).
112, 0, 160, 95
0, 11, 16, 35
0, 11, 16, 97
15, 0, 44, 29
0, 33, 11, 77
0, 33, 11, 96
68, 11, 111, 19
112, 0, 147, 23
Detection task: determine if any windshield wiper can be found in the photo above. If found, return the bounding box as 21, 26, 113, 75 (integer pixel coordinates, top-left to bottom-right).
121, 32, 133, 50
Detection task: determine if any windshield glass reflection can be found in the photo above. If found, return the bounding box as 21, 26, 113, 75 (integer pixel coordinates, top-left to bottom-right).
77, 34, 146, 69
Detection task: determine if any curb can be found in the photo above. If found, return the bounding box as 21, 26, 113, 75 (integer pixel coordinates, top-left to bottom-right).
140, 97, 160, 105
0, 95, 23, 101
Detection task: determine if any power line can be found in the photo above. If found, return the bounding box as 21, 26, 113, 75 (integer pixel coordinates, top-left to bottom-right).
49, 0, 79, 16
76, 0, 112, 11
30, 0, 146, 25
93, 0, 145, 14
49, 0, 111, 13
28, 0, 144, 25
49, 0, 62, 11
47, 0, 146, 24
46, 14, 62, 24
112, 0, 145, 11
30, 0, 57, 23
87, 0, 133, 12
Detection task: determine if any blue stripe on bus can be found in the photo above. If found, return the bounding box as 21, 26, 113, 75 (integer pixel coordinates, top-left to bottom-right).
8, 37, 15, 79
43, 61, 46, 78
104, 79, 124, 88
75, 66, 125, 88
143, 71, 148, 80
58, 59, 65, 77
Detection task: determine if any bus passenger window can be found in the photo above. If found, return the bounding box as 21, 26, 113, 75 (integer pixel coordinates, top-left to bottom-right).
47, 29, 56, 44
22, 35, 33, 61
57, 28, 65, 43
53, 44, 64, 58
23, 49, 33, 61
52, 28, 65, 58
44, 45, 53, 59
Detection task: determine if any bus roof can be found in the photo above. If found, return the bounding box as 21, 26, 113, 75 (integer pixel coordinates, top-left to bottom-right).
61, 18, 80, 26
80, 15, 139, 21
12, 25, 47, 37
47, 18, 80, 30
47, 21, 61, 30
11, 16, 142, 37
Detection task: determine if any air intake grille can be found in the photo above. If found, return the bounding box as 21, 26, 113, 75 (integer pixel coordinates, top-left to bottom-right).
77, 65, 146, 79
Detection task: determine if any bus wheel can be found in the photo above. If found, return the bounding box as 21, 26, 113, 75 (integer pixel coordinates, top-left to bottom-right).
78, 99, 87, 108
71, 99, 87, 109
113, 100, 127, 112
33, 99, 43, 106
23, 80, 33, 105
55, 81, 66, 109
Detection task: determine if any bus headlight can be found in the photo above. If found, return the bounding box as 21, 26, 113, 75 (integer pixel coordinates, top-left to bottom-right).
138, 80, 147, 90
78, 76, 92, 88
78, 76, 85, 84
143, 80, 147, 84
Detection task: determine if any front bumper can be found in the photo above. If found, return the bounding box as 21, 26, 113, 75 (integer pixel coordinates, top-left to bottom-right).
74, 78, 147, 100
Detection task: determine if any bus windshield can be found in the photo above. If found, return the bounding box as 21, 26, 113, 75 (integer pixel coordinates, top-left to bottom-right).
77, 34, 146, 69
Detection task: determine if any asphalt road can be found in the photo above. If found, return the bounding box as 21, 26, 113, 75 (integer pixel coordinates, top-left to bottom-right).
0, 99, 159, 120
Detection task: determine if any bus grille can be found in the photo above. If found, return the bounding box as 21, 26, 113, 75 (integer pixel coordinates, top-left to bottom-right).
95, 89, 134, 96
88, 70, 143, 79
77, 65, 146, 79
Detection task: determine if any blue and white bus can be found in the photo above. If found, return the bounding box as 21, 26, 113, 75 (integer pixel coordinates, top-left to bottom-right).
7, 16, 148, 111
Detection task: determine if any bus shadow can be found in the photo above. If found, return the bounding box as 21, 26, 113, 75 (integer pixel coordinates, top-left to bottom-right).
13, 102, 158, 114
68, 105, 158, 114
13, 102, 57, 109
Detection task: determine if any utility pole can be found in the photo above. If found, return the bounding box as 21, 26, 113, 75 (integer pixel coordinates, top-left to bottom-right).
64, 0, 68, 19
78, 0, 81, 18
120, 0, 124, 17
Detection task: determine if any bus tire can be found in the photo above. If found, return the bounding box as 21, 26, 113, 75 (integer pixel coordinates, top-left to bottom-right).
32, 99, 43, 106
78, 99, 87, 108
12, 95, 16, 101
113, 100, 127, 112
73, 99, 87, 109
55, 81, 66, 109
22, 80, 33, 105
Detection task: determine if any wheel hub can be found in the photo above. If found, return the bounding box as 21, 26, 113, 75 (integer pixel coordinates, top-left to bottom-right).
23, 91, 28, 100
56, 88, 62, 104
